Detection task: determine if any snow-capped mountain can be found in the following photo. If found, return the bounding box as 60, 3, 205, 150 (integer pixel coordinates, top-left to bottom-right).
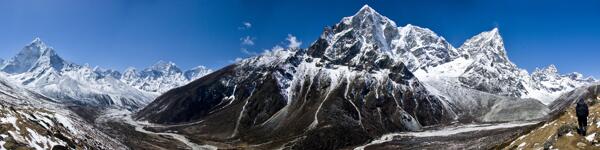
93, 66, 122, 79
120, 60, 212, 93
454, 28, 531, 97
526, 64, 597, 103
310, 5, 460, 73
414, 28, 533, 98
411, 27, 596, 104
0, 38, 72, 74
0, 38, 213, 110
317, 5, 548, 122
184, 65, 212, 80
0, 38, 156, 110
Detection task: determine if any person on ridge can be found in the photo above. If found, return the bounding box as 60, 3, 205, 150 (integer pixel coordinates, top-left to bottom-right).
576, 98, 589, 135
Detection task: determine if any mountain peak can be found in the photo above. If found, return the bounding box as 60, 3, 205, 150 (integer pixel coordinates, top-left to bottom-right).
323, 3, 397, 57
0, 37, 69, 74
31, 37, 43, 44
546, 64, 558, 72
489, 27, 500, 37
490, 27, 499, 33
459, 27, 508, 62
352, 4, 386, 21
28, 37, 49, 52
184, 65, 212, 80
357, 4, 375, 14
146, 60, 182, 74
151, 60, 176, 68
531, 64, 561, 82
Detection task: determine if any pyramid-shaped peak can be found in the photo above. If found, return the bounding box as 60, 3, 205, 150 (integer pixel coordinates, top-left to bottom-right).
32, 37, 43, 43
0, 37, 69, 74
28, 37, 49, 49
464, 27, 504, 45
483, 27, 501, 38
358, 5, 375, 13
354, 4, 382, 17
491, 27, 499, 33
345, 4, 395, 28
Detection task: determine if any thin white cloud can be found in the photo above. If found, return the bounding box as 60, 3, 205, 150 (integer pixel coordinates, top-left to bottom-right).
240, 36, 255, 46
263, 45, 285, 55
286, 34, 302, 48
241, 48, 258, 55
238, 21, 252, 30
271, 45, 284, 52
229, 57, 244, 63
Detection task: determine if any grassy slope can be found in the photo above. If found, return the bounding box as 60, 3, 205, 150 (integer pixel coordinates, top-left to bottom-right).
505, 97, 600, 150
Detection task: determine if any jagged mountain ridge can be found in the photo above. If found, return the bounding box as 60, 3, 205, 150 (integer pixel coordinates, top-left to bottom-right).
522, 64, 596, 104
454, 28, 531, 97
0, 38, 211, 110
121, 60, 212, 93
407, 25, 596, 104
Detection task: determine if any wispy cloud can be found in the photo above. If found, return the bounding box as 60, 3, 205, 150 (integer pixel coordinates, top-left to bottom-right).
240, 36, 255, 46
269, 45, 284, 52
229, 57, 244, 63
286, 34, 302, 48
238, 21, 252, 30
241, 48, 258, 56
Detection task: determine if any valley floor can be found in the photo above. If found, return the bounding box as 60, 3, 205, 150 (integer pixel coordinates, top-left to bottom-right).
94, 108, 542, 150
92, 109, 218, 150
121, 115, 217, 150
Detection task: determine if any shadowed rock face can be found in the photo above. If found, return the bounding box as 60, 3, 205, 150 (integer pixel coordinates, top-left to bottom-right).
135, 45, 455, 148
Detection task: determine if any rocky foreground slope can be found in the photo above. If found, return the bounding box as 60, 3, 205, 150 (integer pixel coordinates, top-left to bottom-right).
504, 84, 600, 149
0, 73, 124, 149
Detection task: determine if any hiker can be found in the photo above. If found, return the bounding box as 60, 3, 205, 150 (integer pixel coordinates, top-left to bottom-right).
576, 98, 589, 135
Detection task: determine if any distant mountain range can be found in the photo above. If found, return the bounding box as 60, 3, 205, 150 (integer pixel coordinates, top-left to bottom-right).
0, 38, 212, 110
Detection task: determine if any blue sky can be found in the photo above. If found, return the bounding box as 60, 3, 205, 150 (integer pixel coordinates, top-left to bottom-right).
0, 0, 599, 77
